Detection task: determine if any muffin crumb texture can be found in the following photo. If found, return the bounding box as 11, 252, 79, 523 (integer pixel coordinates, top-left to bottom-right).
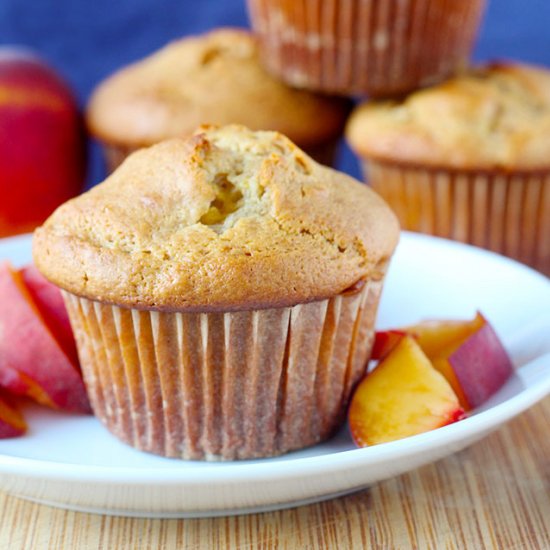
34, 125, 399, 311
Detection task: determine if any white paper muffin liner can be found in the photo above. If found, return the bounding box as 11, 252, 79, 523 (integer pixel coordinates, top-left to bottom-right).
365, 160, 550, 275
247, 0, 486, 97
62, 275, 385, 460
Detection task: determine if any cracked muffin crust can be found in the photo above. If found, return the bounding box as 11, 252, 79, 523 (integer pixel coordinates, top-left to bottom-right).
346, 63, 550, 171
33, 125, 400, 311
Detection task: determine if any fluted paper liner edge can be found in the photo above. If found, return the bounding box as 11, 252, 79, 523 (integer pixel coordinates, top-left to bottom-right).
247, 0, 485, 96
63, 277, 384, 460
364, 160, 550, 275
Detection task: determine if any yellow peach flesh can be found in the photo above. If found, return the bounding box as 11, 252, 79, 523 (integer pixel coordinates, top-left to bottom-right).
349, 336, 464, 446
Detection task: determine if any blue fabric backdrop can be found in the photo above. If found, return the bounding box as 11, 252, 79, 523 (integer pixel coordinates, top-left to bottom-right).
1, 0, 549, 185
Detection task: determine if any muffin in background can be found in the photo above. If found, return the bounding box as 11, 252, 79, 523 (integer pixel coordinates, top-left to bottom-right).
346, 62, 550, 275
246, 0, 486, 97
33, 125, 399, 461
87, 28, 351, 172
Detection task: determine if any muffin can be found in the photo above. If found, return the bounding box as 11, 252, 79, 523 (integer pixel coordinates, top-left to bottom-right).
33, 125, 399, 460
86, 28, 351, 172
346, 62, 550, 276
246, 0, 486, 97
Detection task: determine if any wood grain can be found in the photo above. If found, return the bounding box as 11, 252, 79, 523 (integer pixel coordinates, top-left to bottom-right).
1, 397, 549, 550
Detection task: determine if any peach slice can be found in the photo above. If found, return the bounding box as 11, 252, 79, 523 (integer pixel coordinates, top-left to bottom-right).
371, 329, 407, 361
373, 314, 513, 410
448, 320, 514, 409
407, 315, 485, 409
407, 314, 485, 358
412, 314, 512, 410
372, 315, 486, 362
20, 264, 78, 365
349, 336, 465, 446
0, 391, 27, 438
0, 261, 90, 413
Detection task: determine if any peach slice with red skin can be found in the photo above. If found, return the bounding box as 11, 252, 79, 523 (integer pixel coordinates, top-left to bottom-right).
371, 313, 513, 411
371, 329, 407, 361
0, 391, 27, 438
410, 313, 512, 409
447, 321, 514, 409
349, 336, 465, 446
371, 316, 485, 361
407, 314, 486, 358
0, 261, 90, 413
408, 314, 486, 409
19, 264, 79, 365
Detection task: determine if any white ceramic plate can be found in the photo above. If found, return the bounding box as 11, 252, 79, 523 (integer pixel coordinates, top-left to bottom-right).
0, 232, 549, 518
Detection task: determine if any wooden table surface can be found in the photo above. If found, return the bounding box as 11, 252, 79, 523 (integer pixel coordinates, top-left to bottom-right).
0, 396, 548, 550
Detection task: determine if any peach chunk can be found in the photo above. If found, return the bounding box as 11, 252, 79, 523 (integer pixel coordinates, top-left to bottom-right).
448, 320, 514, 409
349, 336, 465, 446
372, 315, 485, 364
407, 314, 485, 358
20, 264, 78, 365
410, 314, 512, 410
0, 262, 90, 413
0, 391, 27, 438
371, 330, 407, 361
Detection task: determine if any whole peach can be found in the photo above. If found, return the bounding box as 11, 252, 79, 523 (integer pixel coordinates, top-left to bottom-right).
0, 48, 85, 237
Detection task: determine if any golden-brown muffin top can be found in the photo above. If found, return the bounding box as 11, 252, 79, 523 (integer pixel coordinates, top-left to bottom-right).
87, 28, 350, 149
346, 63, 550, 170
34, 125, 399, 311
